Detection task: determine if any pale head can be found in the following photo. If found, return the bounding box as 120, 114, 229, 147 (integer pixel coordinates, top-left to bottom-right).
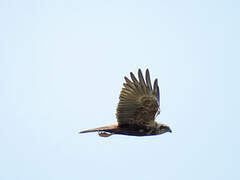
155, 122, 172, 135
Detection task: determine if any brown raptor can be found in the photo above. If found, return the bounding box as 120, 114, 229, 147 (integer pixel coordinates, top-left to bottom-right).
79, 69, 171, 137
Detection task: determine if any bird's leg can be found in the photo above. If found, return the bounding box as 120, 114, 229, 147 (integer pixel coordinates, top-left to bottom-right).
98, 131, 113, 137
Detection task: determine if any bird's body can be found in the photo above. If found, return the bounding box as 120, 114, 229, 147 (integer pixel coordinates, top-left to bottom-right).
79, 69, 171, 137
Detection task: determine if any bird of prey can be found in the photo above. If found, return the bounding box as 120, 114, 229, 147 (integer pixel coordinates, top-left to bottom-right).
79, 69, 172, 137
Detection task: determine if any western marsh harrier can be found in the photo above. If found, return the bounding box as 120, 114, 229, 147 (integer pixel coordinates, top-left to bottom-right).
79, 69, 171, 137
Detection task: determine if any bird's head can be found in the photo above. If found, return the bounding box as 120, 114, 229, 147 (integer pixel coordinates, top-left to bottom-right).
155, 123, 172, 135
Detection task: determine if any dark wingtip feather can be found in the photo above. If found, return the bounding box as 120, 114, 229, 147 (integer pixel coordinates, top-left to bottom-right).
138, 69, 146, 88
124, 76, 131, 84
154, 78, 160, 101
145, 69, 152, 91
153, 78, 158, 89
130, 72, 138, 84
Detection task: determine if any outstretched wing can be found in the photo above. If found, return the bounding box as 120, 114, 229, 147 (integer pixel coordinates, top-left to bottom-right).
116, 69, 160, 127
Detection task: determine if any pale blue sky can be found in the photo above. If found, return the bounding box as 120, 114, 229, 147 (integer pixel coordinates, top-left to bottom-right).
0, 0, 239, 180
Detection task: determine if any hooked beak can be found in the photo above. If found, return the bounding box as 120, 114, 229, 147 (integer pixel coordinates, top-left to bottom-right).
169, 128, 172, 133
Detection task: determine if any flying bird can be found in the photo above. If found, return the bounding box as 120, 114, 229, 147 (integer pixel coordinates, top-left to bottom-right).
79, 69, 172, 137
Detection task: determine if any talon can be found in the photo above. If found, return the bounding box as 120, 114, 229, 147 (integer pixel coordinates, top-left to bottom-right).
98, 131, 113, 137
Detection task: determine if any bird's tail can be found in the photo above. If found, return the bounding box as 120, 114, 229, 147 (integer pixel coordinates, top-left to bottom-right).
78, 124, 118, 134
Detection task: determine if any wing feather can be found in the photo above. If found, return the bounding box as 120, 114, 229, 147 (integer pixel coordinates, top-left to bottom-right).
116, 69, 160, 127
145, 69, 152, 91
130, 72, 139, 84
138, 69, 147, 93
153, 79, 160, 101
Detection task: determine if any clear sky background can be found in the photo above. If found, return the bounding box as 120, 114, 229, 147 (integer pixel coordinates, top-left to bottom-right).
0, 0, 239, 180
